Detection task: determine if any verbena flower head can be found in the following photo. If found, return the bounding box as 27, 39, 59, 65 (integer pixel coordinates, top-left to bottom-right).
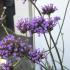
17, 18, 30, 33
0, 34, 43, 61
42, 4, 57, 15
0, 34, 28, 59
0, 34, 17, 59
29, 17, 48, 34
28, 49, 44, 62
46, 16, 60, 31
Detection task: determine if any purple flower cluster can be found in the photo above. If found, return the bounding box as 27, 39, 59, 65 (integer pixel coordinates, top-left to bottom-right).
28, 49, 44, 63
0, 34, 16, 59
42, 4, 57, 15
17, 16, 60, 34
29, 17, 47, 34
0, 34, 44, 69
46, 16, 60, 31
0, 34, 32, 59
17, 18, 30, 33
16, 37, 44, 62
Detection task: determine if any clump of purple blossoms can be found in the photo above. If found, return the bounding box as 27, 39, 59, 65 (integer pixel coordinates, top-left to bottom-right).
17, 16, 60, 34
0, 34, 43, 59
17, 17, 47, 34
42, 4, 57, 15
0, 34, 32, 59
29, 17, 47, 34
17, 18, 30, 33
0, 34, 16, 59
0, 34, 44, 69
46, 16, 60, 31
28, 49, 44, 63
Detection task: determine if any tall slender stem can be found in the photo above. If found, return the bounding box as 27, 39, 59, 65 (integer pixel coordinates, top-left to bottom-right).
48, 15, 52, 50
29, 0, 42, 16
43, 33, 57, 70
58, 23, 64, 63
48, 32, 64, 70
56, 0, 70, 44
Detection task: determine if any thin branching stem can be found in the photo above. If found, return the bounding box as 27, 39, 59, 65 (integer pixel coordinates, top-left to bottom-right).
48, 31, 64, 70
43, 33, 57, 70
58, 23, 64, 63
55, 60, 70, 70
56, 0, 70, 45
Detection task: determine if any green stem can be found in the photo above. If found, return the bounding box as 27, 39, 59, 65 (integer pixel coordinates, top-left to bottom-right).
55, 0, 70, 64
58, 23, 64, 63
55, 60, 69, 70
48, 15, 52, 51
56, 0, 70, 44
29, 0, 42, 16
2, 24, 9, 35
48, 32, 64, 70
61, 33, 64, 62
43, 33, 57, 70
